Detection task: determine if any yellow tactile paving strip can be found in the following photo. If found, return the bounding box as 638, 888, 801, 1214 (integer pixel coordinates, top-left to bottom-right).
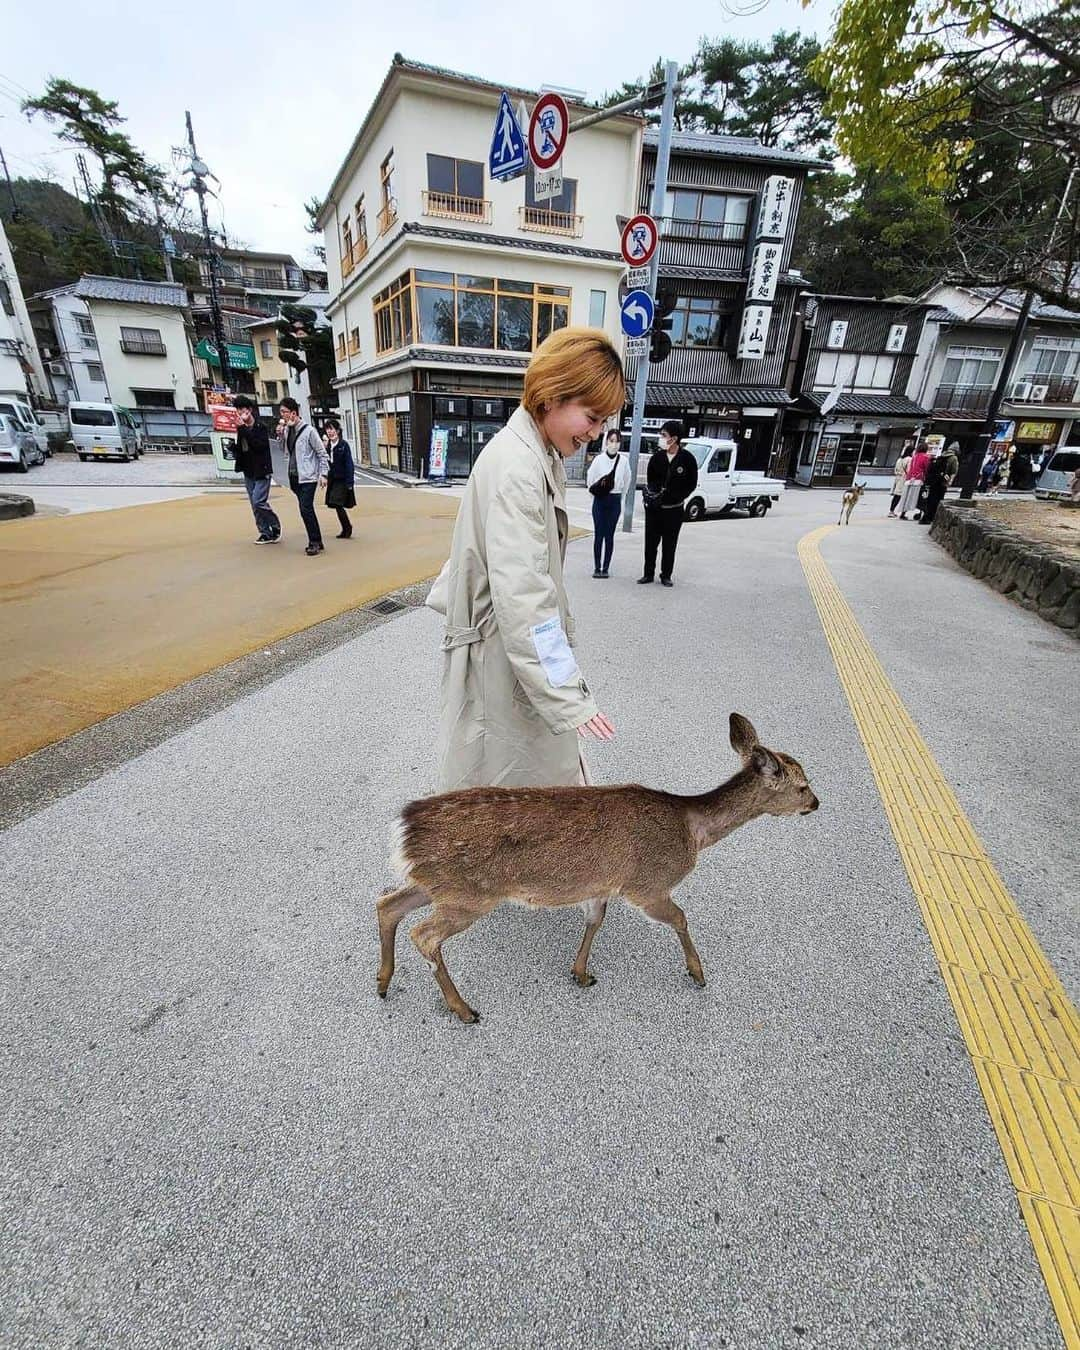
799, 524, 1080, 1348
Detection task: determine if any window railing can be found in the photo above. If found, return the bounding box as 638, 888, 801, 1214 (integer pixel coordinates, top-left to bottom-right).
659, 216, 748, 245
932, 383, 994, 415
1013, 374, 1078, 402
519, 206, 584, 237
120, 334, 167, 356
377, 200, 398, 236
423, 189, 492, 224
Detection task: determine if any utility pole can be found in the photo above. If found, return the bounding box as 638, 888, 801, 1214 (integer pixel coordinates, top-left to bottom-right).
185, 111, 231, 395
622, 60, 678, 532
0, 142, 19, 220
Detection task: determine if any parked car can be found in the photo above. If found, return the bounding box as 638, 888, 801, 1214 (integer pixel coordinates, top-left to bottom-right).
68, 402, 144, 462
1034, 448, 1080, 501
0, 397, 50, 458
0, 413, 46, 472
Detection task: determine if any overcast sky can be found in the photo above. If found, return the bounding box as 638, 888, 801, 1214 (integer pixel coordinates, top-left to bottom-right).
1, 0, 833, 266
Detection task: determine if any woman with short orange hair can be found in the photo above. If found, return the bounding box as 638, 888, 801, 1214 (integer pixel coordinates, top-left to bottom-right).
427, 326, 625, 788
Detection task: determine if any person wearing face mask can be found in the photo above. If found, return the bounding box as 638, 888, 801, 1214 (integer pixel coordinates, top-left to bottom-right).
232, 395, 281, 543
426, 327, 625, 790
587, 428, 632, 578
639, 420, 698, 588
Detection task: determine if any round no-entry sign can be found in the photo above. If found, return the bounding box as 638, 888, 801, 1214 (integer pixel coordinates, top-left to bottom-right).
529, 93, 569, 171
621, 213, 659, 267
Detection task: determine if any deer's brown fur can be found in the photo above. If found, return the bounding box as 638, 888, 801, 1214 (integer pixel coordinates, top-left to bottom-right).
838, 481, 866, 525
377, 713, 818, 1022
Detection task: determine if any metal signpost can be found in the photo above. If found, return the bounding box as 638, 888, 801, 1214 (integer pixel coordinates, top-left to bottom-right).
622, 60, 679, 532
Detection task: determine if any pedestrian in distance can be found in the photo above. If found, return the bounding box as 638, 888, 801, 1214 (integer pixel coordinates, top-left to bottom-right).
898, 440, 932, 519
639, 420, 698, 587
278, 397, 328, 556
232, 395, 281, 544
587, 428, 631, 578
920, 439, 959, 526
323, 418, 356, 539
426, 326, 625, 791
889, 442, 913, 516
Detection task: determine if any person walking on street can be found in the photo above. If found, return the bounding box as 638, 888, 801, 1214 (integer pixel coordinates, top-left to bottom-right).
587, 428, 631, 578
279, 398, 328, 556
639, 421, 698, 587
920, 440, 959, 525
324, 418, 356, 539
889, 443, 913, 516
233, 395, 281, 543
426, 326, 625, 791
898, 440, 932, 519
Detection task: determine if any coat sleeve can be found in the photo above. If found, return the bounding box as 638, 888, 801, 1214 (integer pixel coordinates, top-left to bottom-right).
615, 454, 632, 494
485, 462, 599, 735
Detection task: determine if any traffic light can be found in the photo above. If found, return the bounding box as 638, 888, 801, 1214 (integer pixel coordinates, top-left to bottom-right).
650, 289, 677, 364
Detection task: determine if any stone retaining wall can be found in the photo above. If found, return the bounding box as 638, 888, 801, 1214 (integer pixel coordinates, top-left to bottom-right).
0, 493, 34, 522
930, 503, 1080, 635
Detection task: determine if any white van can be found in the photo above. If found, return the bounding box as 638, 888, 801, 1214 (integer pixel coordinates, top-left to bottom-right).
1034, 447, 1079, 501
68, 402, 144, 462
0, 397, 49, 458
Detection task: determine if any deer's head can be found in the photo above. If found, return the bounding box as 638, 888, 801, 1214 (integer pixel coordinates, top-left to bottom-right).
730, 713, 819, 817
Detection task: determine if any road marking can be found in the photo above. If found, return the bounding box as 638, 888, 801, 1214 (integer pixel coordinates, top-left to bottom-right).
798, 524, 1080, 1349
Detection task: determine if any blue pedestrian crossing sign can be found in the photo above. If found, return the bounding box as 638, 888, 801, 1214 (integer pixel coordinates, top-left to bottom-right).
620, 289, 655, 338
490, 93, 527, 180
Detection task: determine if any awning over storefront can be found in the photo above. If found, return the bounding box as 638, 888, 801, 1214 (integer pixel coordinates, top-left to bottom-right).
643, 384, 793, 408
799, 392, 929, 417
194, 338, 258, 371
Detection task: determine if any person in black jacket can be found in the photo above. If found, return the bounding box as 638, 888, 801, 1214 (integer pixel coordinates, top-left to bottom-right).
233, 396, 281, 543
323, 418, 356, 538
638, 420, 698, 587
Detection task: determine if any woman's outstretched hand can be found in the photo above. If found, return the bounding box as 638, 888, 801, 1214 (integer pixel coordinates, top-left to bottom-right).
578, 712, 615, 741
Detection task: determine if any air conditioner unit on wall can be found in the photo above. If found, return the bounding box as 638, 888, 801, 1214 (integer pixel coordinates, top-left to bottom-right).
1030, 384, 1050, 402
48, 362, 65, 376
1010, 381, 1032, 400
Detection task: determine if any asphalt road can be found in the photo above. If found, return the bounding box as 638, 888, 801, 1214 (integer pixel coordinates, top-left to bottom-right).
1, 487, 1075, 1348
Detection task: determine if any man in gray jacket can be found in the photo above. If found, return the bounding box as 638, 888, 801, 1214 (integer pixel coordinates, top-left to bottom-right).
278, 397, 328, 555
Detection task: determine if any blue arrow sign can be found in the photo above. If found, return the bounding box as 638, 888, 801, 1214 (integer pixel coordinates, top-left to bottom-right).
489, 92, 527, 180
620, 289, 655, 338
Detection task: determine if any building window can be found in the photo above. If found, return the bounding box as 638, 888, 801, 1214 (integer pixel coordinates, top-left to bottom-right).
378, 151, 398, 234
1027, 336, 1080, 379
263, 380, 279, 401
670, 297, 732, 347
260, 338, 272, 358
86, 362, 105, 382
0, 281, 13, 317
589, 290, 606, 328
814, 351, 895, 391
132, 389, 175, 408
349, 327, 361, 355
425, 155, 488, 220
661, 188, 750, 243
941, 346, 1003, 388
337, 331, 347, 360
522, 178, 580, 235
341, 216, 355, 276
373, 271, 570, 356
120, 326, 167, 356
75, 314, 95, 336
355, 196, 368, 247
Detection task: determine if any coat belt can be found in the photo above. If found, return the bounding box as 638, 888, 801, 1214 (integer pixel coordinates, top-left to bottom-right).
442, 614, 497, 650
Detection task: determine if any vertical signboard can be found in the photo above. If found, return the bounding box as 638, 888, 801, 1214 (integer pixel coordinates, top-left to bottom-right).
738, 176, 796, 362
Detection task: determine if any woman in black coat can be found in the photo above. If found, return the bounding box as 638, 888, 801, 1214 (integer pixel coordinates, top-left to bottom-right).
324, 418, 356, 539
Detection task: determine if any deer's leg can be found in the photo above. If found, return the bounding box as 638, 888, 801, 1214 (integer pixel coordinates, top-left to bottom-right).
376, 884, 432, 997
632, 892, 706, 987
410, 904, 486, 1024
572, 899, 608, 988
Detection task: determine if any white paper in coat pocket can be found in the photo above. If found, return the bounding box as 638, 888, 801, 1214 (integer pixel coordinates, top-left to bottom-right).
530, 616, 580, 687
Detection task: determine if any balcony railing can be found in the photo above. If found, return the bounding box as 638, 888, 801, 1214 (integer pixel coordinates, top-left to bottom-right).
1010, 374, 1079, 403
377, 200, 399, 237
659, 216, 749, 246
213, 266, 306, 292
120, 335, 167, 356
422, 189, 492, 224
519, 206, 585, 238
340, 237, 369, 280
931, 383, 994, 415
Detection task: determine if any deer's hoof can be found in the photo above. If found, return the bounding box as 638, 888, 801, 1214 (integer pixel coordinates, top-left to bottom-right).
455, 1006, 481, 1024
689, 970, 706, 988
574, 971, 597, 988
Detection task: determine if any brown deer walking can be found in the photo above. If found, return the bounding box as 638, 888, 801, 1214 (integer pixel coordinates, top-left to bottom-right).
838, 481, 866, 525
377, 713, 819, 1023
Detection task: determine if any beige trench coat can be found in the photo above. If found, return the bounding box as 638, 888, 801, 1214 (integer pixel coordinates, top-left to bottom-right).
427, 407, 599, 790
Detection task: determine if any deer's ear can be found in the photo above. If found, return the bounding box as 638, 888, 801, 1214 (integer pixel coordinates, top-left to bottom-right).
750, 745, 783, 779
730, 713, 759, 759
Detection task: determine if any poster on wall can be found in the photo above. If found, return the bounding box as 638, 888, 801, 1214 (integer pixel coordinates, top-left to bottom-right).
429, 427, 449, 480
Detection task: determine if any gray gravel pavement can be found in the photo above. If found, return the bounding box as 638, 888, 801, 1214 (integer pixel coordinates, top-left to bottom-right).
1, 488, 1073, 1349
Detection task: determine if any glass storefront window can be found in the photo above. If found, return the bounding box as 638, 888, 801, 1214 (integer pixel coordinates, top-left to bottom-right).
498, 295, 533, 351
375, 272, 572, 355
457, 290, 495, 348
418, 287, 456, 344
